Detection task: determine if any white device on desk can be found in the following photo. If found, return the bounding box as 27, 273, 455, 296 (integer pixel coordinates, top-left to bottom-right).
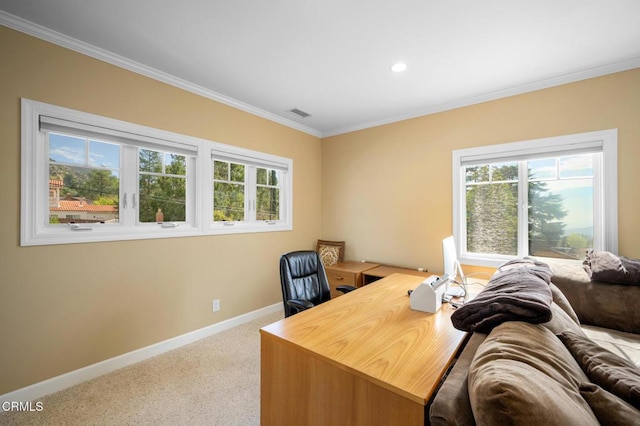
410, 274, 449, 313
442, 236, 467, 297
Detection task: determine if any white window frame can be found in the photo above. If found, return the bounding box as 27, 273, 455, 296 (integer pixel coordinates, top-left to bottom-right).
21, 98, 293, 246
209, 145, 293, 234
452, 129, 618, 268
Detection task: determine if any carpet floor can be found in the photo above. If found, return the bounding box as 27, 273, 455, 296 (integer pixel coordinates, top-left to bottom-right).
0, 311, 283, 426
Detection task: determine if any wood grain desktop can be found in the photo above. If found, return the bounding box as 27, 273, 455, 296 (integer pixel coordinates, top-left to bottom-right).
260, 273, 468, 426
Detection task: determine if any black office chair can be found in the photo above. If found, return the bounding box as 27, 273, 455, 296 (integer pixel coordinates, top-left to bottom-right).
279, 250, 357, 317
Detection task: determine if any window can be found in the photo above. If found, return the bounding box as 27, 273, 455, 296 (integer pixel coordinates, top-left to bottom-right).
210, 147, 290, 232
21, 98, 292, 246
48, 132, 121, 225
213, 160, 246, 221
452, 130, 617, 267
138, 149, 188, 223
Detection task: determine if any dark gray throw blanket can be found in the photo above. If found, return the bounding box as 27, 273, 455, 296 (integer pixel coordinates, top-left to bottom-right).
583, 249, 640, 285
451, 258, 553, 333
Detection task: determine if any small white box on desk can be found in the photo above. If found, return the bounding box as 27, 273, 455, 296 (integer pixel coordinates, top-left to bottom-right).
410, 275, 448, 313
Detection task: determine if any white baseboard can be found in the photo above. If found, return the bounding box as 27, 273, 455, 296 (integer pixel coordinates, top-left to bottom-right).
0, 303, 281, 406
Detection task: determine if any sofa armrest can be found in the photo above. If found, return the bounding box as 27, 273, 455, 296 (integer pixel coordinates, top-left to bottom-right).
551, 262, 640, 334
429, 332, 487, 426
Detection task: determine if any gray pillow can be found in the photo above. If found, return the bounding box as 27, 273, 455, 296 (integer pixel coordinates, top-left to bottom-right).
583, 250, 640, 285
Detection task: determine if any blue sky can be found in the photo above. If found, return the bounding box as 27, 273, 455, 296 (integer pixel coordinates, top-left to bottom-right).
547, 181, 593, 230
530, 154, 594, 231
49, 133, 120, 170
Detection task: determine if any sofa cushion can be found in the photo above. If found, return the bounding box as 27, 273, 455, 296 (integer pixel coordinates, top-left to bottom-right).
469, 322, 597, 425
542, 301, 585, 336
549, 282, 580, 324
551, 261, 640, 334
579, 383, 640, 426
429, 332, 487, 426
581, 325, 640, 368
557, 330, 640, 409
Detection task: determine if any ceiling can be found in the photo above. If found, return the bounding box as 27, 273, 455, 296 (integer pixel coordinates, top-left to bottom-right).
2, 1, 640, 137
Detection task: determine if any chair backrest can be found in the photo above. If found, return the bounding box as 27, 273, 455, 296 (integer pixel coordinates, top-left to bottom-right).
279, 250, 332, 317
316, 239, 345, 266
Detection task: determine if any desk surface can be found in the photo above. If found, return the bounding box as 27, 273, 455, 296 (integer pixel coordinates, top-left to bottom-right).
363, 264, 432, 279
261, 273, 468, 405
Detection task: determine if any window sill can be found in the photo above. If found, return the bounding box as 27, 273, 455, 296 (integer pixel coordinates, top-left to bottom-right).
210, 222, 292, 235
22, 224, 202, 246
460, 254, 584, 269
22, 221, 293, 246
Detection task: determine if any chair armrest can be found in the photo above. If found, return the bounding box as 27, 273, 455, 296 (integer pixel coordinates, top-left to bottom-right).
286, 299, 314, 314
336, 285, 357, 293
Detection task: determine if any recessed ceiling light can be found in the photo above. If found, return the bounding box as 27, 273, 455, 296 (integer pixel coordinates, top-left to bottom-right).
391, 62, 407, 73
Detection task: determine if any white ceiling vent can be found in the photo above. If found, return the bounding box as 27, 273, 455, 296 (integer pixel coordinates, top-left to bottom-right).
289, 108, 311, 118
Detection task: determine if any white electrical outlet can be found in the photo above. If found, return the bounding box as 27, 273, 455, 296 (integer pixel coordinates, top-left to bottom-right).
212, 299, 220, 312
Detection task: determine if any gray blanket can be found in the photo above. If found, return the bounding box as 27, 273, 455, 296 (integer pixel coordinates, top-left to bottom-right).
451, 258, 553, 333
583, 250, 640, 285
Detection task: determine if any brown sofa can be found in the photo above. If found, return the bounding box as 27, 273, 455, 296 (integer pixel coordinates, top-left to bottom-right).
429, 261, 640, 425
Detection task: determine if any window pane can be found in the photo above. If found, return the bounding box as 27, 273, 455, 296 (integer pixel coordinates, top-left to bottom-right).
257, 187, 279, 220
139, 149, 188, 223
213, 182, 245, 221
490, 162, 518, 181
89, 140, 120, 169
465, 165, 489, 183
49, 165, 119, 224
529, 176, 593, 259
230, 163, 244, 182
268, 169, 278, 186
213, 160, 229, 180
466, 181, 518, 255
138, 175, 186, 223
559, 154, 593, 179
257, 168, 280, 221
257, 168, 267, 185
139, 149, 163, 173
165, 153, 186, 176
213, 160, 246, 222
528, 158, 556, 180
49, 133, 86, 165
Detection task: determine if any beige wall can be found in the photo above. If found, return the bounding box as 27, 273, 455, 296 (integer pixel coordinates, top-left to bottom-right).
322, 68, 640, 275
2, 23, 640, 397
0, 27, 322, 394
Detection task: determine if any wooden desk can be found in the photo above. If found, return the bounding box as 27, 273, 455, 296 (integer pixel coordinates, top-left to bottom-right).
362, 264, 432, 285
260, 273, 468, 426
324, 261, 379, 298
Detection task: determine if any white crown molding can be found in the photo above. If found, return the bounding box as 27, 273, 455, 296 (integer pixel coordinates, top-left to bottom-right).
3, 10, 639, 140
0, 11, 322, 138
0, 303, 281, 405
322, 57, 640, 137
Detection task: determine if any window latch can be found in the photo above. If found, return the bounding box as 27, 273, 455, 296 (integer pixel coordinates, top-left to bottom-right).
68, 223, 92, 231
123, 193, 127, 209
223, 222, 235, 226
